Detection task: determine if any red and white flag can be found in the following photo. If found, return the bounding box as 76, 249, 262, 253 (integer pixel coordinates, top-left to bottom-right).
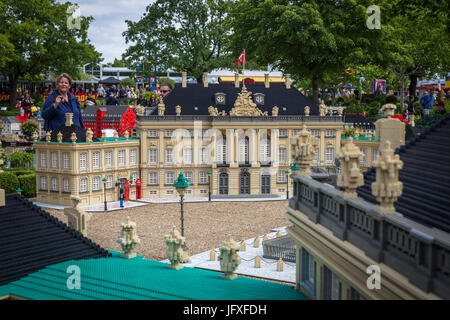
237, 49, 246, 68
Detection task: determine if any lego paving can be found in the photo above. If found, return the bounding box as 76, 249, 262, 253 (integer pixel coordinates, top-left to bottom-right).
161, 226, 296, 283
0, 251, 308, 300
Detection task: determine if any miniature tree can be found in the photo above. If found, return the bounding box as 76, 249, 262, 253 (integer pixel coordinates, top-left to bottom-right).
164, 226, 186, 270
371, 140, 403, 214
218, 235, 241, 280
20, 120, 39, 141
117, 217, 141, 258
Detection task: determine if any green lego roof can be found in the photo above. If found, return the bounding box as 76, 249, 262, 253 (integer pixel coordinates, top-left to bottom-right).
0, 251, 308, 300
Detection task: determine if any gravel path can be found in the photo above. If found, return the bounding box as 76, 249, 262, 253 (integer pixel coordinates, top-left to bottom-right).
45, 200, 291, 261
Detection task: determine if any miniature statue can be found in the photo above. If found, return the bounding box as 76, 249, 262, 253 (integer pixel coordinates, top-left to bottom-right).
70, 132, 77, 144
158, 100, 165, 116
113, 130, 118, 141
45, 131, 51, 142
290, 124, 316, 176
117, 217, 141, 259
86, 128, 93, 142
57, 132, 63, 143
164, 226, 186, 270
272, 106, 279, 117
218, 235, 241, 279
319, 101, 327, 117
336, 138, 364, 198
371, 140, 403, 214
304, 106, 310, 117
176, 105, 181, 116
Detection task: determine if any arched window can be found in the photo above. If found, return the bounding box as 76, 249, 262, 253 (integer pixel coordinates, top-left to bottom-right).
239, 136, 249, 164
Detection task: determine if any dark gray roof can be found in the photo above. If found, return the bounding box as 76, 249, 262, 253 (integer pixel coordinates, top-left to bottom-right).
0, 194, 111, 286
357, 114, 450, 232
83, 105, 132, 122
343, 113, 375, 127
162, 83, 318, 116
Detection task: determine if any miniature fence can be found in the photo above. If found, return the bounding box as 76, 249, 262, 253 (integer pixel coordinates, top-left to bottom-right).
262, 235, 296, 263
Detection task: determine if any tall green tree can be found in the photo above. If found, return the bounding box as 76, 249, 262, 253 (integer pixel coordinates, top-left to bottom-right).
376, 0, 449, 108
122, 0, 233, 83
228, 0, 383, 104
0, 0, 101, 107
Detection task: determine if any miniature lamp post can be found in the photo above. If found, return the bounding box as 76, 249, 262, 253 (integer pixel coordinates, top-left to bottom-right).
284, 170, 290, 199
207, 171, 212, 201
173, 172, 190, 238
173, 172, 191, 263
102, 177, 107, 211
117, 178, 124, 208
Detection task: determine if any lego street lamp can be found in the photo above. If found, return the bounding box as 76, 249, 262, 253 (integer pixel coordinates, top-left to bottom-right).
173, 172, 190, 238
207, 171, 212, 201
284, 170, 290, 199
102, 178, 108, 211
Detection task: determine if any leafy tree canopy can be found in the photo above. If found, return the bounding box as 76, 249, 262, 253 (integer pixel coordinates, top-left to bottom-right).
228, 0, 383, 104
0, 0, 102, 107
122, 0, 234, 82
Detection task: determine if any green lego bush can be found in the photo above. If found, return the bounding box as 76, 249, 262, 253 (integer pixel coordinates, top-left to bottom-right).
0, 171, 20, 194
18, 173, 36, 198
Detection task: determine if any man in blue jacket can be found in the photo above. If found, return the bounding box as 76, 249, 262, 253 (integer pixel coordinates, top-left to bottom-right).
419, 91, 434, 116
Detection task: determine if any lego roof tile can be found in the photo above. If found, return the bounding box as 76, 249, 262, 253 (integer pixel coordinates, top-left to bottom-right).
161, 83, 318, 116
0, 194, 111, 286
357, 114, 450, 232
0, 251, 308, 300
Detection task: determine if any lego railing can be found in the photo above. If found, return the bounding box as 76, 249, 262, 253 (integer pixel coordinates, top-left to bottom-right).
288, 175, 450, 299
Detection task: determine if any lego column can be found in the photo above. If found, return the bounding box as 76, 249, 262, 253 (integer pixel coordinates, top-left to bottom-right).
320, 129, 325, 163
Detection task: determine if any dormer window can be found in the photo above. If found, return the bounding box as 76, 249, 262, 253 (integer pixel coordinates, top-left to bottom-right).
253, 93, 265, 105
215, 93, 226, 105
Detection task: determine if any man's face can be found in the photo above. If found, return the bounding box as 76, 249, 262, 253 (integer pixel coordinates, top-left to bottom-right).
160, 85, 171, 98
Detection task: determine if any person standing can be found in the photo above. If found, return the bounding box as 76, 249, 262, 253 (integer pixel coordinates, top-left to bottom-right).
159, 83, 172, 100
420, 91, 434, 116
42, 73, 85, 132
96, 84, 106, 106
106, 92, 119, 106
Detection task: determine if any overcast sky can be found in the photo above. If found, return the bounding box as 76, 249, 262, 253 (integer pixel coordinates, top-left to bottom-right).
58, 0, 155, 64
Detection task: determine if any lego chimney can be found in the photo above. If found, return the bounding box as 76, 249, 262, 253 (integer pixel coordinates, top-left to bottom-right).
234, 73, 239, 88
264, 73, 270, 88
203, 72, 208, 88
285, 74, 291, 89
65, 113, 73, 126
182, 72, 187, 88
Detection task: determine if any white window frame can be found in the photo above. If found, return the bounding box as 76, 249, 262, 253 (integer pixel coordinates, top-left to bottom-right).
183, 171, 193, 185
325, 129, 335, 137
199, 171, 209, 184
62, 177, 70, 193
79, 177, 89, 193
325, 147, 334, 163
278, 147, 287, 163
277, 170, 287, 183
130, 149, 138, 165
372, 149, 378, 163
92, 151, 101, 169
279, 129, 288, 137
62, 152, 71, 170
148, 171, 159, 185
200, 147, 209, 164
164, 129, 174, 138
165, 148, 174, 164
148, 148, 158, 164
147, 130, 159, 138
39, 151, 47, 169
79, 152, 88, 170
183, 147, 193, 164
92, 176, 101, 191
39, 176, 48, 190
104, 150, 113, 168
165, 171, 175, 185
50, 152, 58, 169
118, 149, 126, 166
106, 175, 114, 189
360, 148, 367, 164
313, 147, 320, 163
50, 177, 58, 191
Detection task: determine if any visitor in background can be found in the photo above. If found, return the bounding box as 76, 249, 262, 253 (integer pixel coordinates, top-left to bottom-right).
106, 92, 119, 106
84, 92, 97, 108
22, 93, 33, 117
97, 84, 106, 106
159, 83, 172, 100
149, 94, 158, 108
119, 85, 128, 105
137, 93, 148, 107
42, 73, 85, 131
419, 90, 434, 116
